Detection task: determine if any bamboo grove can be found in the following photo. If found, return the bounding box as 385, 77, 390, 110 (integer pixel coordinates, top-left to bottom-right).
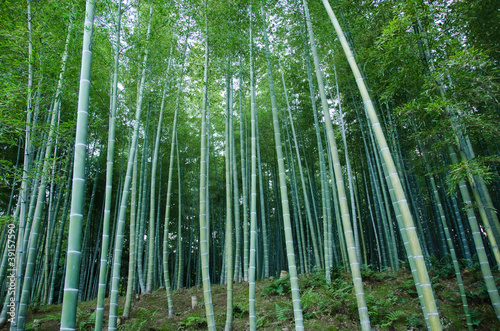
0, 0, 499, 330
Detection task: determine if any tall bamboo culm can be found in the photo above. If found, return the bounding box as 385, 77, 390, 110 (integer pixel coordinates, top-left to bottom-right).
302, 1, 371, 329
59, 1, 95, 329
198, 2, 216, 328
319, 1, 441, 329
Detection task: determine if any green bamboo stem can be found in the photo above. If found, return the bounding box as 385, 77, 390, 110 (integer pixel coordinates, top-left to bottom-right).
248, 6, 258, 328
448, 146, 500, 320
198, 3, 215, 327
238, 57, 250, 283
255, 112, 269, 278
303, 1, 370, 329
303, 42, 329, 273
123, 150, 139, 319
14, 0, 35, 322
422, 152, 473, 329
57, 0, 95, 323
164, 41, 189, 291
224, 66, 234, 330
176, 135, 183, 290
332, 66, 362, 265
261, 5, 304, 329
284, 124, 306, 274
138, 106, 152, 290
232, 78, 242, 283
319, 1, 441, 328
107, 4, 153, 329
147, 55, 172, 294
94, 0, 122, 326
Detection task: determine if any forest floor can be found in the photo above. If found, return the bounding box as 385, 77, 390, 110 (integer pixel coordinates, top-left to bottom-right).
16, 262, 500, 330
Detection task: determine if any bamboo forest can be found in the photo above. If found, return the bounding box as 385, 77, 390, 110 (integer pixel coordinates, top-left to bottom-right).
1, 0, 499, 330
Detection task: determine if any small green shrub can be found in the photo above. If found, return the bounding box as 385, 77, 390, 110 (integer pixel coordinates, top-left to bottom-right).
406, 314, 425, 329
301, 287, 321, 312
275, 303, 290, 322
233, 303, 248, 318
77, 308, 95, 330
330, 264, 343, 280
179, 313, 206, 329
300, 271, 325, 290
401, 279, 418, 297
380, 310, 405, 329
469, 308, 484, 327
119, 307, 158, 330
360, 265, 377, 280
429, 255, 455, 279
466, 282, 489, 304
327, 277, 353, 296
261, 275, 291, 296
327, 278, 358, 319
256, 315, 269, 328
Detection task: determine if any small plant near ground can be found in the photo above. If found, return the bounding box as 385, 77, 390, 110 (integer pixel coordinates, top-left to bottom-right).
466, 281, 489, 303
326, 278, 358, 320
261, 274, 290, 296
327, 277, 353, 296
178, 313, 206, 329
233, 303, 248, 318
429, 255, 455, 279
380, 310, 405, 329
275, 303, 291, 322
330, 264, 343, 280
360, 265, 377, 280
256, 315, 269, 328
121, 307, 158, 330
401, 279, 418, 297
301, 286, 328, 320
77, 308, 95, 330
406, 314, 425, 329
469, 308, 484, 327
301, 287, 321, 313
300, 271, 325, 290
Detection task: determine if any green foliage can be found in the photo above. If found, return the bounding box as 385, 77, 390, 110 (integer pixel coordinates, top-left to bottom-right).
447, 156, 500, 195
330, 264, 343, 281
121, 307, 158, 330
406, 314, 425, 329
233, 303, 248, 318
399, 279, 418, 298
256, 315, 269, 328
366, 291, 401, 327
327, 277, 354, 297
380, 310, 405, 329
261, 275, 291, 296
300, 287, 327, 320
429, 255, 455, 279
466, 281, 489, 304
301, 288, 321, 311
360, 265, 393, 282
469, 308, 485, 327
0, 215, 13, 228
178, 313, 206, 329
299, 270, 326, 290
274, 303, 290, 322
325, 277, 358, 320
77, 308, 95, 330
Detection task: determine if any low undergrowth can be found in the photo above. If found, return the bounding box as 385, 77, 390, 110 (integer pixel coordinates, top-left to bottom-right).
16, 265, 500, 330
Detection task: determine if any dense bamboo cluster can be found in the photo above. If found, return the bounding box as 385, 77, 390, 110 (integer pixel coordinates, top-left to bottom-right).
0, 0, 499, 330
